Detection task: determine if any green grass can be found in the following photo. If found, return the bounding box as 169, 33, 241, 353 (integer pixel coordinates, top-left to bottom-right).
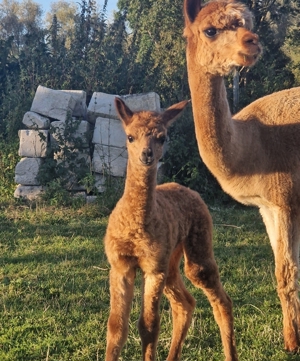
0, 200, 300, 361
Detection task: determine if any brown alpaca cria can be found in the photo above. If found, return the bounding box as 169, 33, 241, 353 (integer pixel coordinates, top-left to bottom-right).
184, 0, 300, 353
104, 98, 238, 361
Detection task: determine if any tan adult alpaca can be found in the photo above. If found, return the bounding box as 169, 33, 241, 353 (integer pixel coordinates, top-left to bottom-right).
104, 98, 238, 361
184, 0, 300, 352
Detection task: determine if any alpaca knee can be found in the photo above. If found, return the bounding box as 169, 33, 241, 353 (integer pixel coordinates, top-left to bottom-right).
138, 313, 160, 340
185, 260, 219, 290
275, 259, 299, 298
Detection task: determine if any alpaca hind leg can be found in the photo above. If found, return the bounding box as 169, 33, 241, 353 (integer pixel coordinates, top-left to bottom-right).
163, 246, 196, 361
105, 266, 136, 361
184, 246, 238, 361
138, 272, 166, 361
260, 206, 300, 352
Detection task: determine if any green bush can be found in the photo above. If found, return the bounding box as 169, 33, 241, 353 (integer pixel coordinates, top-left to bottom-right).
163, 108, 233, 205
0, 140, 20, 201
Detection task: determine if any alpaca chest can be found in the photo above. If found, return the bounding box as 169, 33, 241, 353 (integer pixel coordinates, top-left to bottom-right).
105, 228, 172, 271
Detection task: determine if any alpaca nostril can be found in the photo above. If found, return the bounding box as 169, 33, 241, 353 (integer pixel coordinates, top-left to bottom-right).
141, 147, 154, 164
143, 148, 153, 157
243, 33, 259, 45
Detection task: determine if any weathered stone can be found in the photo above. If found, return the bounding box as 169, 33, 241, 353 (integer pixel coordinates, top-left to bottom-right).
122, 92, 161, 113
50, 120, 91, 148
61, 90, 87, 118
30, 85, 76, 122
87, 92, 118, 123
72, 191, 87, 200
87, 92, 161, 123
14, 185, 45, 200
94, 173, 106, 193
15, 157, 43, 185
18, 129, 48, 158
86, 195, 97, 203
92, 144, 127, 177
22, 111, 50, 129
92, 117, 126, 147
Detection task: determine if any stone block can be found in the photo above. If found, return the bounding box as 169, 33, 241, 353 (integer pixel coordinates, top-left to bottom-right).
22, 111, 50, 129
50, 120, 91, 148
18, 129, 48, 158
122, 92, 161, 113
87, 92, 161, 123
72, 191, 87, 200
30, 85, 76, 122
92, 117, 126, 147
94, 173, 106, 193
92, 144, 127, 177
86, 195, 97, 203
15, 157, 43, 185
14, 185, 45, 201
87, 92, 119, 123
61, 90, 87, 118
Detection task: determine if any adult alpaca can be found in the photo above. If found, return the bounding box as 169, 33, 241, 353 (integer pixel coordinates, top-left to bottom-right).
104, 98, 238, 361
184, 0, 300, 352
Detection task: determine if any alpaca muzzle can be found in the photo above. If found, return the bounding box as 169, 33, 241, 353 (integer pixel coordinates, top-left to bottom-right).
140, 147, 154, 165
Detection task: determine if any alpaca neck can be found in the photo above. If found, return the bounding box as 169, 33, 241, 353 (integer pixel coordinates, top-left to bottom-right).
122, 159, 157, 224
187, 51, 235, 179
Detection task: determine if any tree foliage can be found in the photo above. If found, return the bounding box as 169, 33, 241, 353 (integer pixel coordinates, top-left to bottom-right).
0, 0, 299, 200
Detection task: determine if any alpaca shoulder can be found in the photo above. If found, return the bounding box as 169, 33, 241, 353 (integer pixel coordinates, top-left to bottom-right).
233, 87, 300, 126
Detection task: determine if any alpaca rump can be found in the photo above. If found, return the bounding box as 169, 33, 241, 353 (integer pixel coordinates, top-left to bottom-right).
184, 0, 300, 352
104, 97, 238, 361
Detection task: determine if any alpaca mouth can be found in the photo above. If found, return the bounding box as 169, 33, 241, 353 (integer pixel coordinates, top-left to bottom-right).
139, 157, 154, 166
239, 52, 259, 65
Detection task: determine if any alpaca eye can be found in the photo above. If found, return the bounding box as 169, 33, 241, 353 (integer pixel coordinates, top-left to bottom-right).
204, 28, 217, 38
128, 135, 134, 143
158, 136, 166, 144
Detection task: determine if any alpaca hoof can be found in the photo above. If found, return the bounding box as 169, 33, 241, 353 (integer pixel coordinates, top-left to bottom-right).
284, 341, 300, 354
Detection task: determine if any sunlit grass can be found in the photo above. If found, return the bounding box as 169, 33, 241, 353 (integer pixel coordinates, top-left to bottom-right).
0, 201, 299, 360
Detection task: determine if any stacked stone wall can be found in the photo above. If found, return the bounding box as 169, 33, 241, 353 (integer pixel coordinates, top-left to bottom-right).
14, 85, 161, 201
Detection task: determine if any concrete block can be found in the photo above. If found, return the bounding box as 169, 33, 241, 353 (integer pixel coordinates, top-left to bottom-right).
92, 144, 127, 177
94, 173, 106, 193
14, 185, 45, 201
92, 117, 126, 147
61, 90, 87, 118
87, 92, 161, 123
86, 195, 98, 203
30, 85, 76, 122
122, 92, 161, 113
88, 92, 118, 123
18, 129, 48, 158
72, 191, 87, 200
50, 120, 91, 148
22, 111, 50, 129
15, 157, 43, 185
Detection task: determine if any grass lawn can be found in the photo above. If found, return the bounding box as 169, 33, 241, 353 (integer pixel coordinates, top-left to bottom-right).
0, 200, 300, 361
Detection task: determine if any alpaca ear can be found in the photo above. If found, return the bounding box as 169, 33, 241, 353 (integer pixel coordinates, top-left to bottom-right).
161, 100, 190, 128
115, 97, 134, 126
184, 0, 202, 25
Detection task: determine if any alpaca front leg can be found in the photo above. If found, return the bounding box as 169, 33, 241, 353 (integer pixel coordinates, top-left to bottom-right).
138, 272, 166, 361
105, 266, 136, 361
260, 206, 300, 352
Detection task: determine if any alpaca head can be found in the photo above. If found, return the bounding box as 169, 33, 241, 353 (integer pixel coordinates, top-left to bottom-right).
115, 98, 190, 167
184, 0, 262, 75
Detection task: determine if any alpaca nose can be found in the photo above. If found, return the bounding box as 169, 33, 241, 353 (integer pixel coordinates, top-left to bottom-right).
141, 147, 154, 165
242, 31, 259, 46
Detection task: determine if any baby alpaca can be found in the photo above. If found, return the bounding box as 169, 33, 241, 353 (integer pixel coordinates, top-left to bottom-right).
104, 98, 238, 361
